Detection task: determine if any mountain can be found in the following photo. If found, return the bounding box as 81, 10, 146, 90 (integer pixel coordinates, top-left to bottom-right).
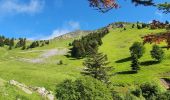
54, 30, 92, 40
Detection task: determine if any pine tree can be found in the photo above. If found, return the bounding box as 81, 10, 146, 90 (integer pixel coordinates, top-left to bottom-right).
8, 38, 14, 50
130, 42, 145, 59
131, 54, 140, 73
132, 24, 135, 28
82, 52, 112, 83
0, 37, 4, 47
151, 45, 164, 62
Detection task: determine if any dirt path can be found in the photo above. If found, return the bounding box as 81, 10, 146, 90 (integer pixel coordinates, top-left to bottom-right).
18, 48, 68, 63
160, 78, 170, 90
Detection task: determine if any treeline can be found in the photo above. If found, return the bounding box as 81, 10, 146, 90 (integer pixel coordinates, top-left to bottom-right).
131, 20, 170, 30
29, 40, 49, 49
0, 36, 15, 50
0, 35, 49, 50
70, 27, 109, 58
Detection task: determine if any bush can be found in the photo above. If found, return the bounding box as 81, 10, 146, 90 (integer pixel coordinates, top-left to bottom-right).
130, 42, 145, 59
151, 45, 164, 62
58, 60, 63, 65
56, 76, 112, 100
156, 91, 170, 100
140, 83, 159, 99
137, 24, 142, 29
131, 88, 142, 97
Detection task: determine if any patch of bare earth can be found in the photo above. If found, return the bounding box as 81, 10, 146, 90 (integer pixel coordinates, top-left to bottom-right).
18, 48, 68, 63
160, 78, 170, 90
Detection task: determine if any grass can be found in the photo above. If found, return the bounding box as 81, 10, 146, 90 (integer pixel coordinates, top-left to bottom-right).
0, 24, 170, 99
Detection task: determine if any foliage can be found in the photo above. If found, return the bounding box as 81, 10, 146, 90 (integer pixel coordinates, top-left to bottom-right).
129, 42, 145, 58
156, 91, 170, 100
151, 45, 164, 62
88, 0, 170, 13
131, 54, 140, 73
56, 77, 112, 100
82, 52, 112, 83
158, 2, 170, 14
131, 88, 142, 97
15, 38, 26, 49
70, 28, 109, 58
88, 0, 118, 13
140, 83, 159, 99
137, 24, 142, 29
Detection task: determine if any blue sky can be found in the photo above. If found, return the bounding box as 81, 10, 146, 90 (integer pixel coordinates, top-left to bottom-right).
0, 0, 169, 40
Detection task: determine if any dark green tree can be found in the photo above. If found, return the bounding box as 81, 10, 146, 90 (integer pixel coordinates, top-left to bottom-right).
130, 42, 145, 59
165, 20, 169, 25
0, 37, 4, 47
132, 24, 135, 28
140, 83, 159, 100
82, 52, 112, 83
151, 45, 164, 62
131, 54, 140, 73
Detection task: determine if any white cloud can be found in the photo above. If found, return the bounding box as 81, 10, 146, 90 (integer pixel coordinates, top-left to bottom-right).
29, 21, 81, 40
68, 21, 80, 29
40, 29, 70, 40
0, 0, 45, 15
155, 10, 163, 19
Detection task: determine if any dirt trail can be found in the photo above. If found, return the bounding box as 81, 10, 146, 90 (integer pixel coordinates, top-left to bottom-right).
160, 78, 170, 90
18, 48, 68, 63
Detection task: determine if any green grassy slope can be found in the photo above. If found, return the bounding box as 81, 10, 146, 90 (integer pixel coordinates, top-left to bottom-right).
0, 24, 170, 99
99, 25, 169, 91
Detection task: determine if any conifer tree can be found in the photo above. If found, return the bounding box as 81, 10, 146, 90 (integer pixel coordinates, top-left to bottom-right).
131, 54, 140, 73
82, 52, 112, 83
151, 45, 164, 62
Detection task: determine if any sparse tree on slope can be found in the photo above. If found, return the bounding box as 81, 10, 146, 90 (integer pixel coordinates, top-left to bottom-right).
82, 52, 112, 83
131, 54, 140, 73
151, 45, 164, 62
130, 42, 145, 59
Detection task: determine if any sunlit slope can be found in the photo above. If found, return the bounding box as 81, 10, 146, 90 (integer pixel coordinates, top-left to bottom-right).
99, 26, 169, 89
0, 24, 170, 99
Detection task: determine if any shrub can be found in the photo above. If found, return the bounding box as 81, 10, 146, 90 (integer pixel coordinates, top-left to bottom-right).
156, 91, 170, 100
140, 83, 159, 99
56, 76, 112, 100
130, 42, 145, 59
131, 88, 142, 97
58, 60, 63, 65
151, 45, 164, 62
137, 24, 142, 29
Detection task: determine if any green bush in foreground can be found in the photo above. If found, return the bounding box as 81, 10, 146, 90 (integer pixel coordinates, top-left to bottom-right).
151, 45, 164, 62
56, 76, 112, 100
156, 91, 170, 100
140, 83, 159, 100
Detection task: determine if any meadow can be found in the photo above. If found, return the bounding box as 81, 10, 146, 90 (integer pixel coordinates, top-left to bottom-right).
0, 23, 170, 99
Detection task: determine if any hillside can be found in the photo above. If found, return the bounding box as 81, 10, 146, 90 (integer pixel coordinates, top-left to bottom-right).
54, 30, 92, 40
0, 23, 170, 99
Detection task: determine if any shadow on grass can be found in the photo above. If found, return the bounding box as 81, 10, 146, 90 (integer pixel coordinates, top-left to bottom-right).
115, 57, 131, 63
117, 71, 137, 74
161, 46, 170, 50
64, 54, 82, 60
140, 60, 159, 66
